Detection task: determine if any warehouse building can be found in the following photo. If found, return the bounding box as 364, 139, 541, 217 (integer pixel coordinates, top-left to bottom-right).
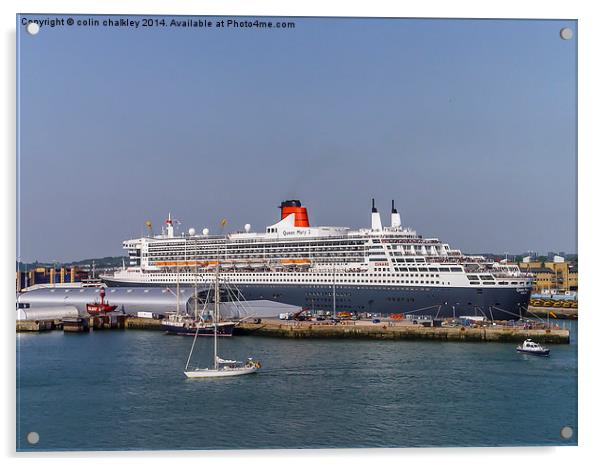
16, 286, 297, 319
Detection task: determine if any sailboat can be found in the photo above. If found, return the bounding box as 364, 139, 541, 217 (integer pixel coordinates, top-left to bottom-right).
161, 265, 236, 336
184, 265, 261, 379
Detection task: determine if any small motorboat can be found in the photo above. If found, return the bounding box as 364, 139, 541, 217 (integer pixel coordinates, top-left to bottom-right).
516, 339, 550, 356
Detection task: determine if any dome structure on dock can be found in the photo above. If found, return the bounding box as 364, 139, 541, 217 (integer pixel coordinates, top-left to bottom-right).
16, 286, 298, 319
17, 287, 203, 316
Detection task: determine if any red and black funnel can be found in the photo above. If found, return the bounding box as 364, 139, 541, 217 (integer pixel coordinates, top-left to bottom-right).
279, 200, 310, 227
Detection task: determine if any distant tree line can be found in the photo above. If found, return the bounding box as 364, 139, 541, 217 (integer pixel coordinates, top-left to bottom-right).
16, 256, 127, 270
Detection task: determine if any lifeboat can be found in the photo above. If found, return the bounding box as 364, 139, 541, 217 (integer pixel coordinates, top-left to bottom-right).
281, 258, 311, 267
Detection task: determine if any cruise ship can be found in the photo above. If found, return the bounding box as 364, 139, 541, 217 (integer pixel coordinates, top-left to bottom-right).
101, 200, 533, 320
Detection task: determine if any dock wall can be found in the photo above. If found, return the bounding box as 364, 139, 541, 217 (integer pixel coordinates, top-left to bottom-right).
124, 317, 163, 330
16, 317, 570, 344
235, 321, 570, 344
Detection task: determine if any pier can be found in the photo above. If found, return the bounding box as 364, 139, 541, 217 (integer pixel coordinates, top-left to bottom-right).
526, 306, 577, 320
234, 319, 570, 344
124, 316, 163, 330
16, 316, 570, 343
16, 315, 127, 333
16, 320, 53, 332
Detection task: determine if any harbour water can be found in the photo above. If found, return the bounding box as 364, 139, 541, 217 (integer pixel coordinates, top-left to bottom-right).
16, 320, 577, 451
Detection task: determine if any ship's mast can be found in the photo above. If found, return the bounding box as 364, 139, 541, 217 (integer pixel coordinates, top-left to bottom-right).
166, 212, 174, 238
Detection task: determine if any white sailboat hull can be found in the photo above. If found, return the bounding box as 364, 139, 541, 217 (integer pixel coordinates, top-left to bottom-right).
184, 367, 258, 378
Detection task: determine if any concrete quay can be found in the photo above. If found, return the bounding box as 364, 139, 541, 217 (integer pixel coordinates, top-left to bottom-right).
124, 316, 163, 330
16, 316, 570, 344
16, 320, 53, 332
234, 319, 570, 344
17, 315, 129, 333
16, 315, 162, 332
527, 306, 577, 320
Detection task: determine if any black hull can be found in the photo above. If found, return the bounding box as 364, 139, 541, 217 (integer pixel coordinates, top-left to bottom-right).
104, 279, 531, 321
516, 349, 550, 356
162, 323, 235, 336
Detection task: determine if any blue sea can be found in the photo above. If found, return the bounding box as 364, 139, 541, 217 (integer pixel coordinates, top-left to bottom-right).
16, 320, 577, 451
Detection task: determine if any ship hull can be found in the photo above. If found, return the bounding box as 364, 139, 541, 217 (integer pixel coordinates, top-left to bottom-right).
162, 323, 235, 336
104, 278, 530, 320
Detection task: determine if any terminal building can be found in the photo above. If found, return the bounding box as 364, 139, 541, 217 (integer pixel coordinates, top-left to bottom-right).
516, 255, 578, 293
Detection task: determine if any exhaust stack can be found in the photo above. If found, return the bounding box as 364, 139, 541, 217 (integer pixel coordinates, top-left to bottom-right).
371, 198, 382, 231
279, 200, 310, 227
391, 200, 401, 228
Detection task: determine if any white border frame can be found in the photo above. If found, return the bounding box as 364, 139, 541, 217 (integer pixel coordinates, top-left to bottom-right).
3, 1, 600, 464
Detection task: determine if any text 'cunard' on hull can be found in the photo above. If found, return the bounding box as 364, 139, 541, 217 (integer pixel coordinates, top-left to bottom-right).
101, 199, 534, 321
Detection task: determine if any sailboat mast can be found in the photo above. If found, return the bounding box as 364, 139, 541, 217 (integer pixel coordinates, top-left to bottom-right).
332, 265, 336, 320
176, 265, 180, 315
194, 261, 198, 321
213, 265, 220, 370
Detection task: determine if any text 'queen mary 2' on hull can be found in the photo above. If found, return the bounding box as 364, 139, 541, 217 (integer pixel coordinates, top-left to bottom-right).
101, 200, 533, 320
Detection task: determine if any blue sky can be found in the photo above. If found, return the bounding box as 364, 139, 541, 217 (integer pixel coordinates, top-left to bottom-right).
17, 16, 577, 262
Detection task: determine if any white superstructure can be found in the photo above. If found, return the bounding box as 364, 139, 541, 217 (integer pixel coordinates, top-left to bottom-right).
102, 200, 533, 319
